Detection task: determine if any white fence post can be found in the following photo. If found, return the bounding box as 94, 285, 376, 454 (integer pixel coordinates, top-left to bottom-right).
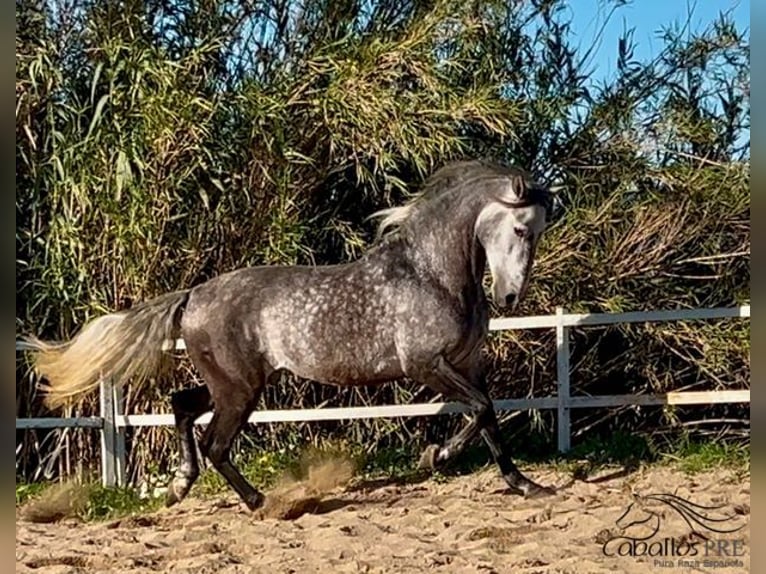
113, 383, 127, 487
99, 377, 117, 487
556, 306, 571, 453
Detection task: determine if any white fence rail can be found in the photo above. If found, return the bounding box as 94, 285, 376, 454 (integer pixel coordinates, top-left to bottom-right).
16, 305, 751, 487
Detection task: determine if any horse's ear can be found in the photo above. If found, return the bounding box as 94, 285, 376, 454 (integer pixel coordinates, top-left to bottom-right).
510, 174, 528, 201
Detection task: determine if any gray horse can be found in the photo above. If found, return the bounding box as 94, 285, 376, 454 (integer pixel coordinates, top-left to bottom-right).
26, 159, 556, 510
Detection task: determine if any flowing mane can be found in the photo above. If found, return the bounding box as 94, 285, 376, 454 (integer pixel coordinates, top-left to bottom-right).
370, 160, 551, 239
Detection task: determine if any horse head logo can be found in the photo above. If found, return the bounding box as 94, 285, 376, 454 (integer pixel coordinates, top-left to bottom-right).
601, 491, 747, 557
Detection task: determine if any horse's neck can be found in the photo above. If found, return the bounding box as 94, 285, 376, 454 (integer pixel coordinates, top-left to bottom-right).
405, 219, 486, 306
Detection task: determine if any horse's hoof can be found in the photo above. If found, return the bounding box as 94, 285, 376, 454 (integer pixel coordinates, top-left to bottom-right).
165, 489, 181, 508
523, 482, 557, 499
165, 477, 192, 507
502, 476, 556, 498
417, 444, 440, 471
244, 492, 265, 512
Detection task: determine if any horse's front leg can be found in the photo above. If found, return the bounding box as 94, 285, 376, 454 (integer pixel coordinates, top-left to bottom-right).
416, 354, 555, 497
417, 413, 482, 470
416, 357, 487, 470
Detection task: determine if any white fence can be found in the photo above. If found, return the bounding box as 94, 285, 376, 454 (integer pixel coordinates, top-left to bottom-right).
16, 305, 751, 487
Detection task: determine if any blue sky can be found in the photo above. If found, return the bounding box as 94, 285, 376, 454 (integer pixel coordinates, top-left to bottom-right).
564, 0, 750, 85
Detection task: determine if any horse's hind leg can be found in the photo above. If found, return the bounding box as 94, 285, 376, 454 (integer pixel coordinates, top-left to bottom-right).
166, 385, 212, 507
188, 352, 266, 510
199, 402, 264, 510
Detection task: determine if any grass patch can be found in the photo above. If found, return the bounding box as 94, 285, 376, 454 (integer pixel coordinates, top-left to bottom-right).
357, 443, 421, 480
541, 430, 749, 477
16, 481, 49, 505
196, 440, 433, 498
660, 437, 750, 474
82, 485, 163, 521
204, 430, 749, 492
567, 431, 656, 466
17, 480, 163, 523
345, 429, 750, 482
195, 447, 306, 497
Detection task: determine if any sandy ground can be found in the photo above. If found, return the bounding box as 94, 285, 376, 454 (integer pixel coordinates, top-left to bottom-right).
16, 464, 750, 574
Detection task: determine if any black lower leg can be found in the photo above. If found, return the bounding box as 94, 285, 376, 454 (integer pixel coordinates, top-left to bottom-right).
419, 414, 482, 470
417, 355, 492, 470
200, 408, 264, 511
479, 408, 555, 497
166, 385, 212, 506
422, 354, 554, 497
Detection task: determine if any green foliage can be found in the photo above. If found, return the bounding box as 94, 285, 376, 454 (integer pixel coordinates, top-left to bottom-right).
357, 443, 420, 480
196, 448, 302, 497
16, 0, 749, 483
16, 480, 162, 522
662, 436, 750, 474
568, 430, 658, 466
81, 485, 163, 521
15, 481, 48, 505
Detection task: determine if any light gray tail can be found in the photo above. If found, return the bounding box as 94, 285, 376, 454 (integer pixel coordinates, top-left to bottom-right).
24, 289, 190, 409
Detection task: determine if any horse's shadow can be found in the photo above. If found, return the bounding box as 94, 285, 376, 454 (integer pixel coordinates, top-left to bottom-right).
345, 470, 433, 494
311, 497, 356, 514
346, 448, 643, 501
254, 471, 436, 519
579, 462, 640, 484
334, 464, 636, 509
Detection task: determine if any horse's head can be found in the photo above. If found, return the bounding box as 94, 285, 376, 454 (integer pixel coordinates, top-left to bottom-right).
616, 500, 658, 531
474, 172, 551, 310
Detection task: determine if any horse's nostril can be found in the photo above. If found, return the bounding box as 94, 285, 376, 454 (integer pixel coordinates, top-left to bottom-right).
505, 293, 516, 307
